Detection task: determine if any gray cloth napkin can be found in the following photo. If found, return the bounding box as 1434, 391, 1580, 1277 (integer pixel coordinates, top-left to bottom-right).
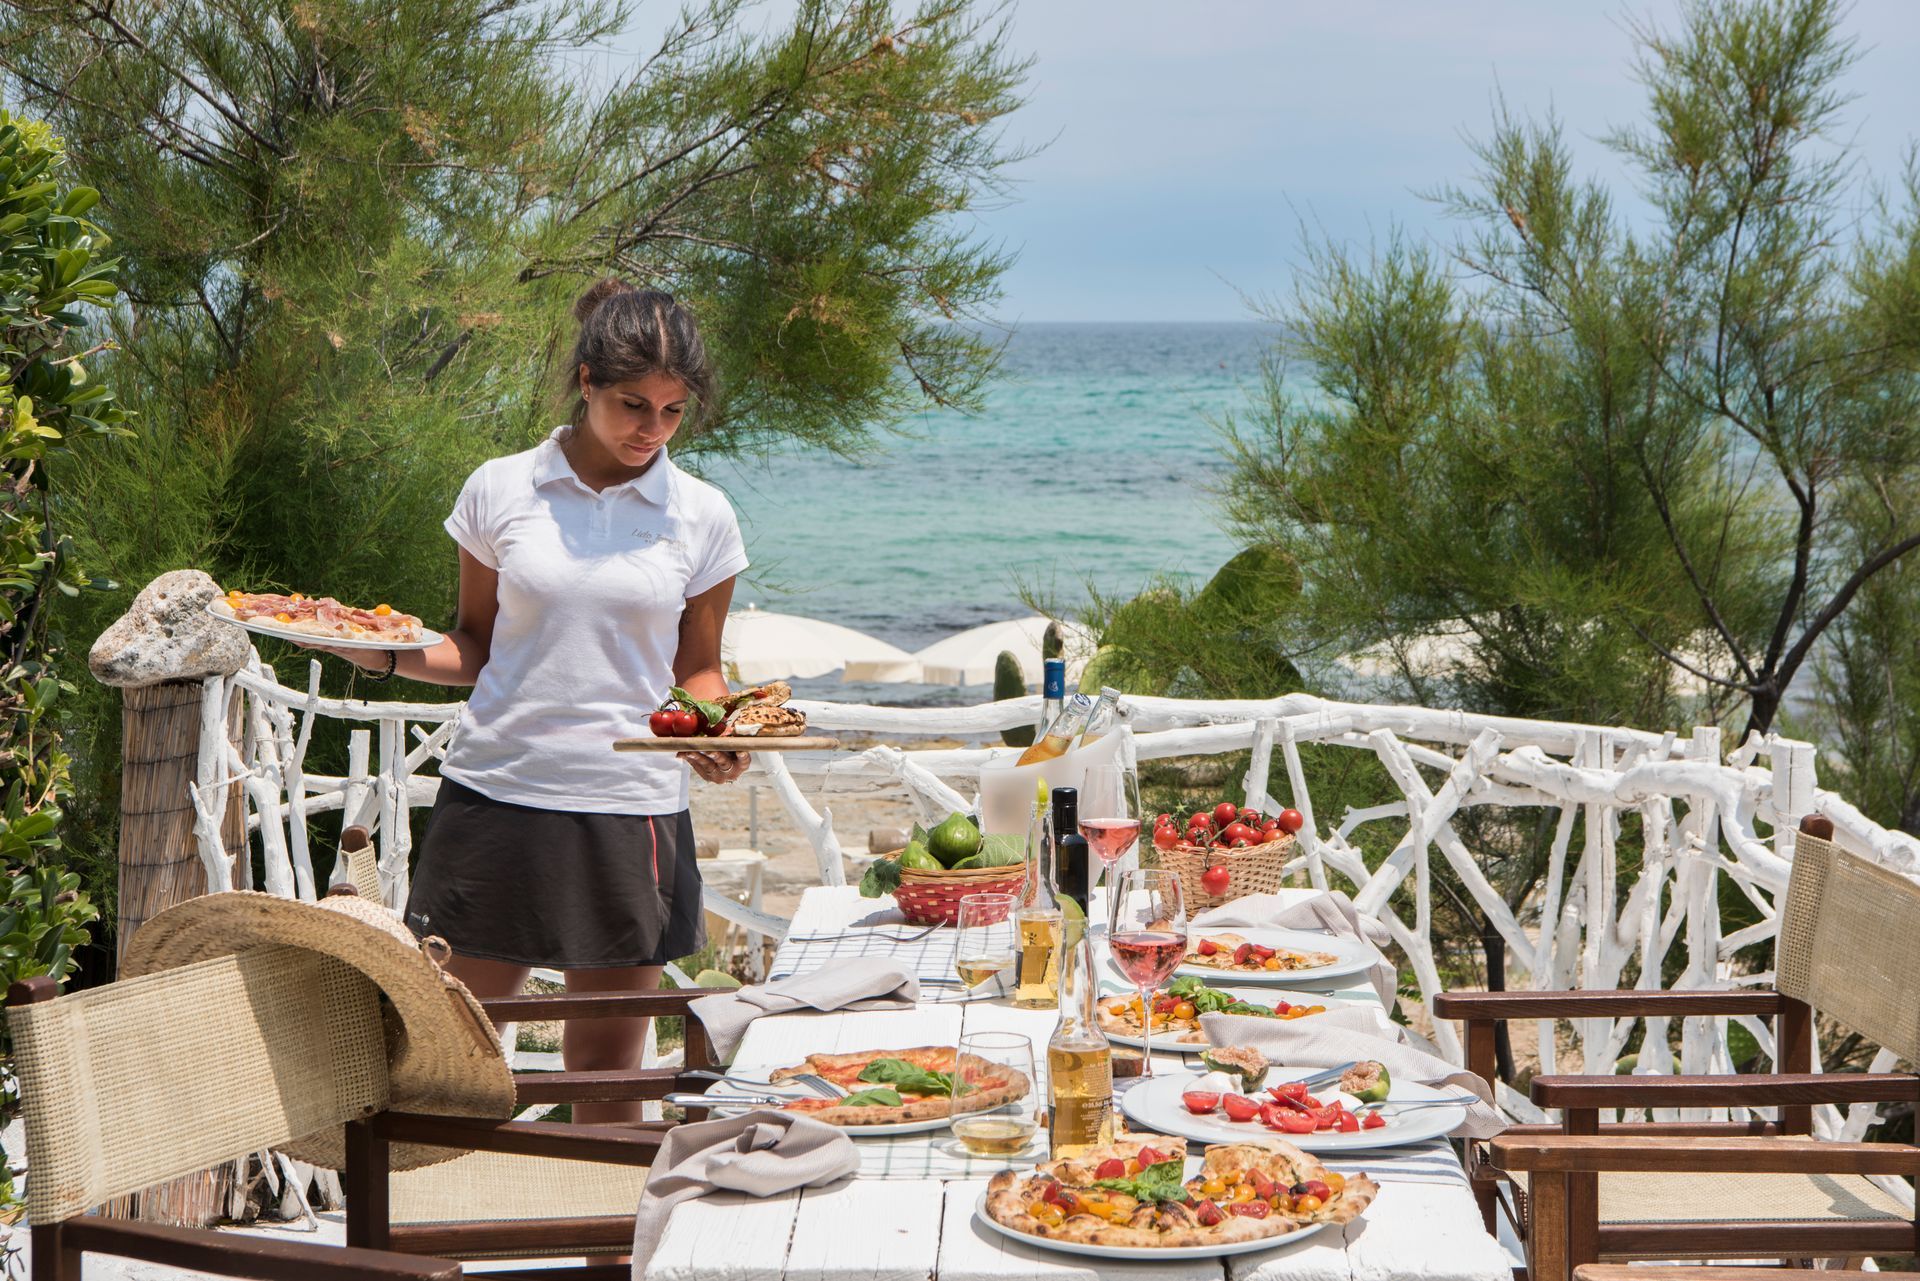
1196, 1009, 1506, 1139
1190, 890, 1397, 1007
631, 1110, 859, 1277
689, 957, 920, 1061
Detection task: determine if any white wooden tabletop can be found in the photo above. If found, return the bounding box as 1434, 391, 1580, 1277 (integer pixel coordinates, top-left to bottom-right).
646, 886, 1513, 1281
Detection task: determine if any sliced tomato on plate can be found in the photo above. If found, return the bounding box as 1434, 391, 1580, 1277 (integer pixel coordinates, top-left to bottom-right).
1221, 1093, 1262, 1123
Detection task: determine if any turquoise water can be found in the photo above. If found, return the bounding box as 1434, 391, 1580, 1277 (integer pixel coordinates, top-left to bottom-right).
704, 323, 1279, 700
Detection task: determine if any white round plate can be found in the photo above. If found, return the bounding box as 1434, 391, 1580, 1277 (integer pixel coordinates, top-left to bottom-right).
1172, 926, 1380, 985
1119, 1067, 1469, 1152
1101, 987, 1372, 1055
973, 1190, 1333, 1261
206, 600, 444, 652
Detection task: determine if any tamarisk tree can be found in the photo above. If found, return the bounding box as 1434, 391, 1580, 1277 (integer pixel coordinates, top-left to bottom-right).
1223, 0, 1920, 745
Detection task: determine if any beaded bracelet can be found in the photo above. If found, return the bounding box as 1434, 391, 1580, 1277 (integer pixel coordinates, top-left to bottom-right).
365, 649, 397, 682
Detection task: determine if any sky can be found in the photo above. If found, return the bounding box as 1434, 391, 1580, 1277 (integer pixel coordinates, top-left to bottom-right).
613, 1, 1920, 322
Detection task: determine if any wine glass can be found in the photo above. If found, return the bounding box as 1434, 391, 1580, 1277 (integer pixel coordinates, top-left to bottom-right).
949, 1031, 1041, 1158
954, 892, 1017, 994
1079, 763, 1142, 904
1107, 868, 1188, 1077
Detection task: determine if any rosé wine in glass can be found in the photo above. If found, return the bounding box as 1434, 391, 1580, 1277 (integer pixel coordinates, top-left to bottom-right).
1080, 817, 1141, 867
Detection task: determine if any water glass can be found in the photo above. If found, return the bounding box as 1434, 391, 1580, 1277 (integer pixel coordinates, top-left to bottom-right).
949, 1031, 1041, 1157
954, 892, 1017, 993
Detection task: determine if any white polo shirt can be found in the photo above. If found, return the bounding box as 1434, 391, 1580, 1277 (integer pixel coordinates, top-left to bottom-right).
438, 428, 749, 814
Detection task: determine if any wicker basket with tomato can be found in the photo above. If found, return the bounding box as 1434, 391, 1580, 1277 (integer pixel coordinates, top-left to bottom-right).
1151, 801, 1304, 910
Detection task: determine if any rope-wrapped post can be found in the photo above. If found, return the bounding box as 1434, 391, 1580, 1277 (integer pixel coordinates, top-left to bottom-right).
86, 569, 252, 1227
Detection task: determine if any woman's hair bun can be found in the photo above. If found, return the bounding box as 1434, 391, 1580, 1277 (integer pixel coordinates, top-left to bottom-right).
573, 277, 636, 324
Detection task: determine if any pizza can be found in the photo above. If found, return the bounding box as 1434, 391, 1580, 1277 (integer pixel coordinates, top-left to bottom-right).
222, 589, 425, 644
1186, 932, 1338, 974
1098, 976, 1329, 1044
984, 1135, 1377, 1249
765, 1046, 1027, 1126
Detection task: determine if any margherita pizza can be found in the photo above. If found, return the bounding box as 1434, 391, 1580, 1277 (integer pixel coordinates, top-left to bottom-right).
767, 1046, 1027, 1127
1187, 933, 1338, 974
223, 590, 425, 644
1098, 976, 1328, 1044
984, 1135, 1377, 1249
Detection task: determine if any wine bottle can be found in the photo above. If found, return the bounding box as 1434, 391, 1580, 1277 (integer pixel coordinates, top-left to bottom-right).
1078, 686, 1124, 745
1050, 786, 1089, 915
1013, 792, 1062, 1009
1047, 913, 1115, 1158
1016, 692, 1094, 766
1040, 657, 1066, 741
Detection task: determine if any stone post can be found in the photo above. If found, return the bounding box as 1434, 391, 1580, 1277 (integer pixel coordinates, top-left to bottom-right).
88, 568, 252, 1226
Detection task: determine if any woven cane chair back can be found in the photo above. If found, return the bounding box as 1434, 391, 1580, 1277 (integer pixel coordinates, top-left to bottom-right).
1777, 827, 1920, 1063
7, 946, 389, 1223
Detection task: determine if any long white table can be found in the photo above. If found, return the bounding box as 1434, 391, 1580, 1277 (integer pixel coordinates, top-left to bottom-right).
646, 887, 1513, 1281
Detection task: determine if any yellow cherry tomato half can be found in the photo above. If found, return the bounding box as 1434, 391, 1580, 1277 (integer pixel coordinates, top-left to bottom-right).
1031, 1201, 1064, 1226
1231, 1183, 1257, 1203
1295, 1194, 1324, 1213
1172, 1001, 1196, 1020
374, 603, 392, 616
1201, 1176, 1227, 1197
1262, 956, 1283, 971
275, 612, 292, 623
1324, 1172, 1346, 1194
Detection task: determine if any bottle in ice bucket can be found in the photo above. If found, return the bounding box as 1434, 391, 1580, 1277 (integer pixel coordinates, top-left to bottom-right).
1079, 686, 1123, 745
1047, 909, 1115, 1158
1013, 781, 1063, 1009
1040, 656, 1066, 740
1016, 691, 1094, 766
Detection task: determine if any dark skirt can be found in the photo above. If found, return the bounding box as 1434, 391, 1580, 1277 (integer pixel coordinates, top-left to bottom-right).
404, 777, 706, 969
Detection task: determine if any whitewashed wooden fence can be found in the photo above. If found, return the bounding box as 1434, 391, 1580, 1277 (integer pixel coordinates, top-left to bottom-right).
193, 651, 1920, 1157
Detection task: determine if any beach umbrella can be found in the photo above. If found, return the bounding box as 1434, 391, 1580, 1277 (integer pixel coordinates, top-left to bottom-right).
912, 616, 1097, 687
723, 604, 920, 683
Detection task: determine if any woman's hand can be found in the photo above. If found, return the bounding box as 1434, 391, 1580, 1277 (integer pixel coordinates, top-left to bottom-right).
679, 749, 749, 785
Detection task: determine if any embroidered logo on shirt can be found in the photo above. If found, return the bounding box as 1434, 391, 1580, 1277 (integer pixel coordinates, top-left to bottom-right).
629, 528, 683, 548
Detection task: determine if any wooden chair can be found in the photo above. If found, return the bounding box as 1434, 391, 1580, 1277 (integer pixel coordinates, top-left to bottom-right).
9, 947, 716, 1281
8, 957, 459, 1281
1576, 1269, 1919, 1281
1435, 816, 1920, 1281
359, 985, 716, 1276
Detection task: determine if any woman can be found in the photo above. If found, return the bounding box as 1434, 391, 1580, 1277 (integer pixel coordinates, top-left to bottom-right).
318, 280, 748, 1123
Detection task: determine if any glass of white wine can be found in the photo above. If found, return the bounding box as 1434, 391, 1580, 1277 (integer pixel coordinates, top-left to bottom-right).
953, 892, 1017, 993
949, 1031, 1041, 1157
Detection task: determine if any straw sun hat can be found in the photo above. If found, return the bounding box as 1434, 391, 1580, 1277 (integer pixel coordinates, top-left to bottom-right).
120, 889, 516, 1171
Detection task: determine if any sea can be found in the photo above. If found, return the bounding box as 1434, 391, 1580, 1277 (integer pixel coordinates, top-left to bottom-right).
702, 322, 1282, 704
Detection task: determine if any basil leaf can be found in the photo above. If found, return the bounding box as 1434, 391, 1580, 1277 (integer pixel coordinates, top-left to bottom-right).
838, 1087, 903, 1108
668, 685, 727, 731
1094, 1158, 1191, 1205
857, 1057, 954, 1097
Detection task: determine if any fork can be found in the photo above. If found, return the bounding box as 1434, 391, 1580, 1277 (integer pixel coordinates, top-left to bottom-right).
681, 1069, 841, 1100
784, 922, 943, 945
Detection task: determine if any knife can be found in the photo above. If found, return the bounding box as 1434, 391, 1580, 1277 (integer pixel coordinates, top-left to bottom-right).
664, 1092, 795, 1109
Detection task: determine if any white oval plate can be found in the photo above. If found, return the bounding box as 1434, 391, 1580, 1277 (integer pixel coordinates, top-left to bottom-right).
1170, 926, 1380, 985
207, 600, 444, 652
1118, 1067, 1469, 1152
973, 1190, 1334, 1261
1100, 987, 1375, 1054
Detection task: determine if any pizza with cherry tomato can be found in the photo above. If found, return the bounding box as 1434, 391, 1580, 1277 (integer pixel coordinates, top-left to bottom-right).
1097, 976, 1328, 1045
766, 1046, 1026, 1126
984, 1135, 1377, 1248
1186, 932, 1338, 974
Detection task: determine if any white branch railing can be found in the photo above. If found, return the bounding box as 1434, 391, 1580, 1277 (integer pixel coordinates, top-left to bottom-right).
195, 652, 1920, 1172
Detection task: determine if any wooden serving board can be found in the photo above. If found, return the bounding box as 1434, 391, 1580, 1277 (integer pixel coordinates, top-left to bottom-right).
612, 735, 846, 752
